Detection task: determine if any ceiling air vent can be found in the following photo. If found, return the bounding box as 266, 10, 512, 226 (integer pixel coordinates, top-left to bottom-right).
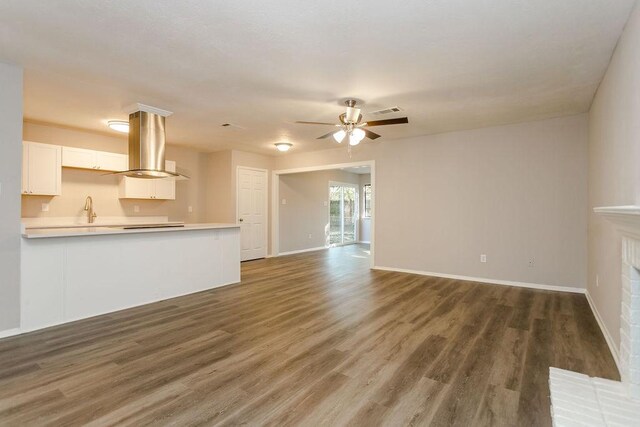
220, 123, 246, 129
369, 106, 403, 116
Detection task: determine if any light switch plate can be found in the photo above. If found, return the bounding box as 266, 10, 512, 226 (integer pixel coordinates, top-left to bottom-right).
188, 206, 193, 213
282, 199, 287, 205
41, 203, 49, 212
134, 205, 140, 213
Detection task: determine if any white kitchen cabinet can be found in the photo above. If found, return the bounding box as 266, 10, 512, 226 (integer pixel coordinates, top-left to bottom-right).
95, 151, 128, 172
22, 141, 62, 196
153, 179, 176, 200
62, 146, 127, 172
119, 160, 177, 200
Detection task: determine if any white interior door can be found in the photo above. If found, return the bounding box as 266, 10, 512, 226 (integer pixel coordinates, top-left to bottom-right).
238, 167, 267, 261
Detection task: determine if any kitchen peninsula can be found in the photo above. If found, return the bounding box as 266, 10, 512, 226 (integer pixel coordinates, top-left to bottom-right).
21, 223, 240, 332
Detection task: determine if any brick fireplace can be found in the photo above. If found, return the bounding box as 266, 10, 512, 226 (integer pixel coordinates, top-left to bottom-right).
620, 235, 640, 399
549, 206, 640, 426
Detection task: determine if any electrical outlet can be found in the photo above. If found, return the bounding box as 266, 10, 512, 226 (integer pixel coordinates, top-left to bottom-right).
528, 259, 535, 268
41, 203, 49, 212
323, 201, 328, 207
480, 254, 487, 263
282, 198, 287, 205
134, 205, 140, 213
188, 206, 193, 213
308, 234, 312, 239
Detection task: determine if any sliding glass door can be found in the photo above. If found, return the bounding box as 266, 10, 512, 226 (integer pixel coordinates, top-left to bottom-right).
329, 183, 358, 246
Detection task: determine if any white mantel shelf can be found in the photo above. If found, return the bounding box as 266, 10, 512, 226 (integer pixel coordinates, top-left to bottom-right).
594, 206, 640, 237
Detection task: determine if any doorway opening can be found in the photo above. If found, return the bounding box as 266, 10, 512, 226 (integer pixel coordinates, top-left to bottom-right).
272, 160, 375, 268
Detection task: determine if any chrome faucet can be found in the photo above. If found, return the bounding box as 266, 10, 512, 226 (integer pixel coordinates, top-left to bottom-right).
84, 196, 97, 224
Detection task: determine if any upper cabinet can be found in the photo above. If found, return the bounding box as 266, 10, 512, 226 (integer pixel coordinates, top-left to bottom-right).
118, 160, 177, 200
62, 146, 127, 172
22, 141, 62, 196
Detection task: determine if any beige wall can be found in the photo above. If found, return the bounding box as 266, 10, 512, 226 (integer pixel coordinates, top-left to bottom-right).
275, 114, 588, 289
205, 150, 233, 223
203, 149, 275, 253
22, 122, 209, 223
0, 62, 23, 332
588, 3, 640, 350
279, 170, 360, 253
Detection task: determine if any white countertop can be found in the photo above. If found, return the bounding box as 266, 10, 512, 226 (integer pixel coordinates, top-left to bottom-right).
24, 221, 186, 230
23, 223, 240, 239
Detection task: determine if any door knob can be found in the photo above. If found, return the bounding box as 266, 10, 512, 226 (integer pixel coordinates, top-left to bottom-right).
239, 218, 244, 222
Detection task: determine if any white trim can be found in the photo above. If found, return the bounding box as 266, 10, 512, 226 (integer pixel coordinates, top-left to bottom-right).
358, 240, 371, 244
0, 327, 22, 340
271, 160, 375, 268
372, 265, 586, 294
237, 166, 269, 260
277, 246, 328, 256
585, 289, 621, 374
273, 161, 374, 176
271, 170, 279, 256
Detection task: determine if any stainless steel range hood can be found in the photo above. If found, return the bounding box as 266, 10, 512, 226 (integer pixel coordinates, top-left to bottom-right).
110, 105, 188, 180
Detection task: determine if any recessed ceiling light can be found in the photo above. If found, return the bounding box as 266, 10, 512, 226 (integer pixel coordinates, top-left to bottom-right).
107, 120, 129, 133
275, 143, 292, 152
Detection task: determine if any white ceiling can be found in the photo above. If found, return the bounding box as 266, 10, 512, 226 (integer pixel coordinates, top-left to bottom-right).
0, 0, 634, 154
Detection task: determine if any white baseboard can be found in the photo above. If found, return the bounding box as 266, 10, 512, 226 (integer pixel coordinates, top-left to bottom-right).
0, 327, 22, 340
372, 266, 586, 294
277, 246, 328, 256
585, 289, 620, 374
358, 240, 371, 244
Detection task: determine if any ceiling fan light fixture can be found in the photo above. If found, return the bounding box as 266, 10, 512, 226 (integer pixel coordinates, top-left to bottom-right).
333, 130, 346, 143
275, 142, 292, 152
349, 128, 365, 146
107, 120, 129, 133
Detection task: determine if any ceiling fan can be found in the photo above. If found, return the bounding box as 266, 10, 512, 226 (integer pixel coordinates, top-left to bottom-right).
295, 99, 409, 147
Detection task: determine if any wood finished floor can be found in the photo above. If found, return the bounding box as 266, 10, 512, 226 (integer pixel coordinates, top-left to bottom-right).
0, 244, 618, 426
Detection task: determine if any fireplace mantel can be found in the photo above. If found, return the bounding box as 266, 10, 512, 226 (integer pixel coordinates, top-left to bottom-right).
548, 205, 640, 426
594, 205, 640, 238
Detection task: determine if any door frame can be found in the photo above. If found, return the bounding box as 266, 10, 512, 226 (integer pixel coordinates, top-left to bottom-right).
236, 166, 269, 260
328, 181, 359, 246
271, 160, 375, 268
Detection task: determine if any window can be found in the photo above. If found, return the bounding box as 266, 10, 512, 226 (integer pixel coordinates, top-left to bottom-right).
363, 184, 372, 218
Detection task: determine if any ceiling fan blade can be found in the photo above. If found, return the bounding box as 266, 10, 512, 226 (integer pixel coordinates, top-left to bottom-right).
362, 117, 409, 127
363, 129, 381, 140
295, 121, 338, 126
317, 130, 337, 139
